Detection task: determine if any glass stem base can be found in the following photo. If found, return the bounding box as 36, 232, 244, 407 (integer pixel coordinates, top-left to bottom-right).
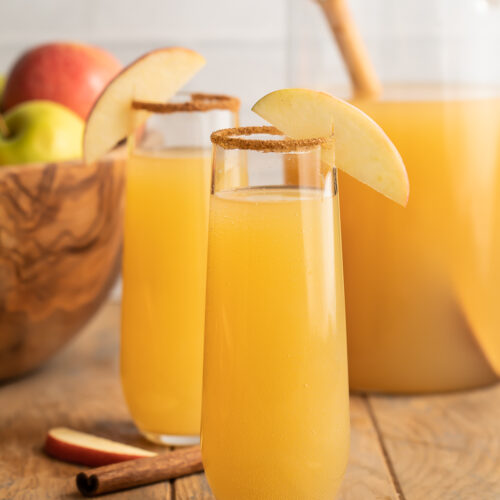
141, 430, 200, 446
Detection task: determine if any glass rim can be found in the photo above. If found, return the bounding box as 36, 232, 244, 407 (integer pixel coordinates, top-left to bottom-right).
131, 92, 240, 114
210, 126, 332, 152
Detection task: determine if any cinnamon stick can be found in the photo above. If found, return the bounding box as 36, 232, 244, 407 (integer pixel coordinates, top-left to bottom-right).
318, 0, 381, 99
76, 446, 202, 497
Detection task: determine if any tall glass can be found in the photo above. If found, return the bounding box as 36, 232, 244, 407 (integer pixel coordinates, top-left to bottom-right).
202, 127, 349, 499
289, 0, 500, 392
121, 94, 239, 445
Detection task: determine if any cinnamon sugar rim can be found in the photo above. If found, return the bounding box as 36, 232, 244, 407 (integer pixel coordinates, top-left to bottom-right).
132, 93, 240, 113
211, 126, 333, 152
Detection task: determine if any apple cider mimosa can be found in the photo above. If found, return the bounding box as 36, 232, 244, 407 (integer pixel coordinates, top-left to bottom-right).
121, 93, 239, 445
202, 129, 349, 499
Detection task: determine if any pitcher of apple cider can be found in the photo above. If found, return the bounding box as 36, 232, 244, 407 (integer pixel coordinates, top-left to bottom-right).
289, 0, 500, 392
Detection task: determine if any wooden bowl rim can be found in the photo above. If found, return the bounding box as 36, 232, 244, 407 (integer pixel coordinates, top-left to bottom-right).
0, 148, 125, 176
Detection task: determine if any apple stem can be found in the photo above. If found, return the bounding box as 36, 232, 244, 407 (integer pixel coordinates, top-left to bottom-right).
0, 114, 9, 138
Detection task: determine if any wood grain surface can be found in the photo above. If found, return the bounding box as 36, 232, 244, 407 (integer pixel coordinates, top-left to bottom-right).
338, 397, 400, 500
0, 155, 124, 381
370, 385, 500, 500
0, 302, 498, 499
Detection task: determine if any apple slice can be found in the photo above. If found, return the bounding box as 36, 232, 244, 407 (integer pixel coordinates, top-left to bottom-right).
44, 427, 156, 467
84, 47, 205, 164
252, 88, 409, 206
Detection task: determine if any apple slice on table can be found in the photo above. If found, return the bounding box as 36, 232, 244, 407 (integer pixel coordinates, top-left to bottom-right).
84, 47, 205, 164
252, 88, 409, 206
44, 427, 156, 467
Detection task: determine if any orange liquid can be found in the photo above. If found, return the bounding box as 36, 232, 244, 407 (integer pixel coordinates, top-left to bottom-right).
202, 186, 349, 499
341, 93, 500, 393
121, 148, 211, 438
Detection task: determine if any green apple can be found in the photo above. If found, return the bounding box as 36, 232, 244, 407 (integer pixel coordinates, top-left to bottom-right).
0, 100, 84, 166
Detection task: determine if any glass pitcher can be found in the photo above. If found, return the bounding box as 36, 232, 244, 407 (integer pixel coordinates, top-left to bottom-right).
288, 0, 500, 393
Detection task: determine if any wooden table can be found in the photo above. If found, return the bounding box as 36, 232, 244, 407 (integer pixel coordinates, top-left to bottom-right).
1, 302, 499, 500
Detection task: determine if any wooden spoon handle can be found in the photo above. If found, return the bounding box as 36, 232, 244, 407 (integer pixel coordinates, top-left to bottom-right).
318, 0, 381, 99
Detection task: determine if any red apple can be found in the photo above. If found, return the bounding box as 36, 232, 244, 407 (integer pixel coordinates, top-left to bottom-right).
44, 427, 156, 467
2, 42, 122, 120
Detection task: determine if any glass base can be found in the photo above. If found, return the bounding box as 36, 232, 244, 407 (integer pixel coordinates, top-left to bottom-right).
141, 430, 200, 446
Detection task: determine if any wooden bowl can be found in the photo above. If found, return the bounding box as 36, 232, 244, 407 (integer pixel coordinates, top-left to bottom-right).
0, 153, 125, 381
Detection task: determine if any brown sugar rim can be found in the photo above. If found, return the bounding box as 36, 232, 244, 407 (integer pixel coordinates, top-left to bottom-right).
132, 93, 240, 113
211, 126, 332, 152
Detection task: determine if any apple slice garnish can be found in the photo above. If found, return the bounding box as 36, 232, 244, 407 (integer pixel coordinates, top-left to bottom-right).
83, 47, 205, 164
252, 88, 409, 206
44, 427, 156, 467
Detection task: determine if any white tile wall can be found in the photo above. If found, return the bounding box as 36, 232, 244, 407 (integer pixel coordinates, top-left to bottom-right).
289, 0, 500, 89
0, 0, 288, 123
0, 0, 287, 45
2, 0, 499, 118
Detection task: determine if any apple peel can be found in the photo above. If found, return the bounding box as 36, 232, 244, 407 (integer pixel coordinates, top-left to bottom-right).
84, 47, 205, 164
252, 88, 409, 206
44, 427, 156, 467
